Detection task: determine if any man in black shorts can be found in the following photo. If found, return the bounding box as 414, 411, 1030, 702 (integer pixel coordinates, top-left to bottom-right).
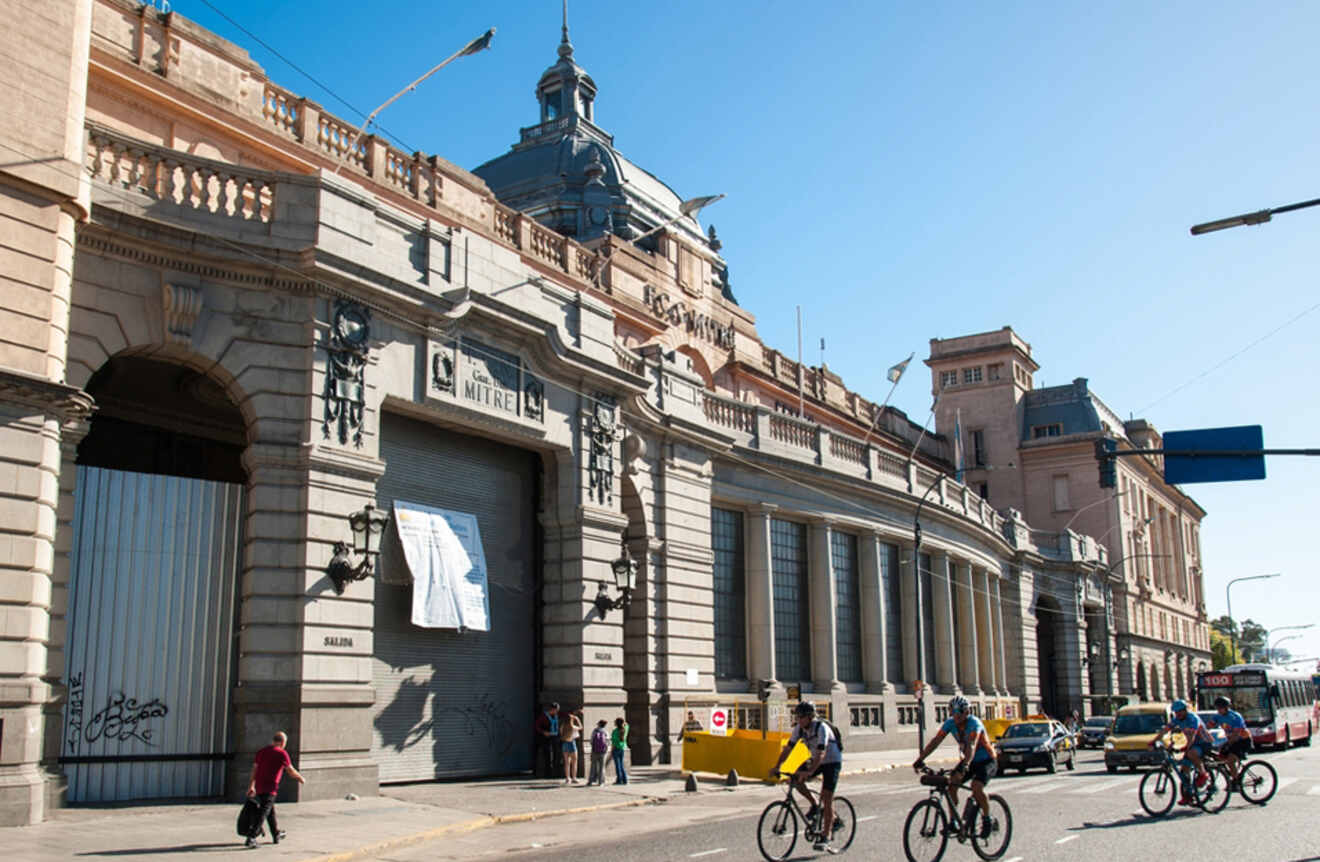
1205, 695, 1252, 786
769, 701, 843, 853
913, 695, 998, 838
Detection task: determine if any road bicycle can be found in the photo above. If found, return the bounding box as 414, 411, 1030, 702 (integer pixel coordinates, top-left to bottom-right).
757, 770, 857, 860
1138, 743, 1220, 816
1203, 748, 1278, 807
903, 767, 1012, 862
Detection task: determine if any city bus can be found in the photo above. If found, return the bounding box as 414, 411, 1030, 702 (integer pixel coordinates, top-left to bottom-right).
1195, 664, 1316, 750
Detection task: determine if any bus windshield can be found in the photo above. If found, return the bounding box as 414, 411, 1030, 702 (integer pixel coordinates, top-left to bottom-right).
1198, 685, 1271, 724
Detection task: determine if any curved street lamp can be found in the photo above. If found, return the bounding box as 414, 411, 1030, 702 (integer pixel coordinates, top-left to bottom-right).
1061, 490, 1128, 534
1226, 573, 1281, 664
1264, 624, 1314, 663
1268, 633, 1305, 664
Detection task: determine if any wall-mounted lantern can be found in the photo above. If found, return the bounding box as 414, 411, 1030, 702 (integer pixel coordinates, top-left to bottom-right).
1082, 641, 1101, 667
594, 544, 637, 618
1112, 647, 1130, 670
326, 503, 390, 594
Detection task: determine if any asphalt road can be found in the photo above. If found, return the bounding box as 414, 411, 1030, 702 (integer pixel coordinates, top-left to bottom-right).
376, 744, 1320, 862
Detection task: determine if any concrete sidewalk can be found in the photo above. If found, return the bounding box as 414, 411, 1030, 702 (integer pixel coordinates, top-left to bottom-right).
10, 747, 948, 861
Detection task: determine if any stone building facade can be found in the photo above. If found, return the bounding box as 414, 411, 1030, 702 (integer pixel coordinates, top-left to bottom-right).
927, 328, 1212, 717
0, 2, 1183, 825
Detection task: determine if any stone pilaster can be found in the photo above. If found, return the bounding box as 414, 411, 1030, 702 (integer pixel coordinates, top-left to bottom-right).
953, 561, 980, 694
929, 552, 958, 693
974, 568, 996, 694
858, 532, 889, 693
808, 520, 840, 692
899, 543, 920, 688
746, 505, 778, 688
991, 574, 1010, 697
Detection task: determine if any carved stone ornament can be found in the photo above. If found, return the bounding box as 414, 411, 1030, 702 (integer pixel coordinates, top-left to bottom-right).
323, 300, 370, 447
588, 394, 624, 505
524, 376, 545, 422
0, 368, 95, 423
162, 283, 203, 344
1075, 577, 1085, 622
432, 348, 454, 394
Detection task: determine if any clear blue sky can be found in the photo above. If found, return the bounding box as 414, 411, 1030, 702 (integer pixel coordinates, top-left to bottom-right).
182, 0, 1320, 666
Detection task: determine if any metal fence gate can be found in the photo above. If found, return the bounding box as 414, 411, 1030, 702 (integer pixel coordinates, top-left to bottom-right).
371, 412, 538, 781
61, 466, 244, 802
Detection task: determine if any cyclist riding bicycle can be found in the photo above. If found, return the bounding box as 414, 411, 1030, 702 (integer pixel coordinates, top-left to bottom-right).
768, 701, 843, 854
1149, 698, 1214, 805
912, 695, 998, 839
1204, 695, 1252, 786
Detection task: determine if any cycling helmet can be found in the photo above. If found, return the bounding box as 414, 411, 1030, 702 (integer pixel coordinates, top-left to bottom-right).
1213, 696, 1231, 709
1170, 699, 1188, 714
949, 695, 970, 715
794, 700, 816, 718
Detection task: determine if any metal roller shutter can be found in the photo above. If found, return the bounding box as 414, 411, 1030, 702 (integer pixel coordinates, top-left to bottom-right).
372, 412, 539, 781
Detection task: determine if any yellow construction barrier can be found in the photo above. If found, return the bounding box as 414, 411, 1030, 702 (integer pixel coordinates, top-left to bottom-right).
982, 718, 1014, 742
680, 729, 810, 781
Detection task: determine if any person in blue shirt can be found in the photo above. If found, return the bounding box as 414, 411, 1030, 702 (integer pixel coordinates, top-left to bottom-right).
1205, 695, 1252, 787
1150, 699, 1214, 805
913, 695, 998, 839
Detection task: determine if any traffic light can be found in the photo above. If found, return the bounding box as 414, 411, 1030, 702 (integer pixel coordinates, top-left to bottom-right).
757, 679, 773, 701
1094, 437, 1117, 488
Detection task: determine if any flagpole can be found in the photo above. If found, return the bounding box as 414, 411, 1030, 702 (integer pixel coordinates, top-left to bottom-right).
906, 386, 944, 464
332, 28, 495, 176
860, 352, 914, 448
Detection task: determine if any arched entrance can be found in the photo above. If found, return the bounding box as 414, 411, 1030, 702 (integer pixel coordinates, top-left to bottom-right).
1137, 662, 1148, 701
1035, 595, 1063, 718
61, 354, 248, 802
1151, 664, 1162, 702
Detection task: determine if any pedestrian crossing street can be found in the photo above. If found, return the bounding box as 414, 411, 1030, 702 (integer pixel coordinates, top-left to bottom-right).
867, 771, 1318, 799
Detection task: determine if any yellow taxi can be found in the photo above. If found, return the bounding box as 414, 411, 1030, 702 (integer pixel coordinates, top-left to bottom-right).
1103, 702, 1184, 773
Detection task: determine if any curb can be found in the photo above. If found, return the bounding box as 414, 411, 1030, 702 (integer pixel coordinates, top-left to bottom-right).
301, 797, 658, 862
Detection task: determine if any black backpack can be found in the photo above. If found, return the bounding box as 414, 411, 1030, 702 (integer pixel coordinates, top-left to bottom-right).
817, 719, 844, 753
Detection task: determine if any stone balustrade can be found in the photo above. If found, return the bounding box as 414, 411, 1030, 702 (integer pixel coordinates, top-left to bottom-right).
86, 123, 277, 224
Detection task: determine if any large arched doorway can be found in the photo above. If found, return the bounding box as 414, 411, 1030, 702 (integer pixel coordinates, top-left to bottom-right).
1035, 595, 1063, 718
61, 354, 248, 802
1151, 664, 1162, 702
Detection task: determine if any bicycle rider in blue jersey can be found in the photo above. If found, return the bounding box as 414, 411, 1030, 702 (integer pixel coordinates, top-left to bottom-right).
1204, 695, 1253, 787
1149, 698, 1214, 805
913, 695, 998, 838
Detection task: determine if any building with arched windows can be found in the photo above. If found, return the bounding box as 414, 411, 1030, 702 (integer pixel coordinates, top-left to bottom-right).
0, 0, 1202, 826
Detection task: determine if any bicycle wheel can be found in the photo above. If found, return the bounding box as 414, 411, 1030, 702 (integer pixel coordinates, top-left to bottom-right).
1238, 759, 1278, 805
830, 796, 857, 852
903, 799, 949, 862
756, 800, 798, 861
1139, 768, 1177, 817
969, 794, 1013, 861
1197, 767, 1228, 813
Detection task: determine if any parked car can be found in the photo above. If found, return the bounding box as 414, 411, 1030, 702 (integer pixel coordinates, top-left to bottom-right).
1079, 715, 1113, 749
1104, 702, 1184, 773
1196, 711, 1229, 752
995, 719, 1076, 773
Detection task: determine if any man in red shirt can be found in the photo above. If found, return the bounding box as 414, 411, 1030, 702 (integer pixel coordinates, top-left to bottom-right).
244, 731, 306, 848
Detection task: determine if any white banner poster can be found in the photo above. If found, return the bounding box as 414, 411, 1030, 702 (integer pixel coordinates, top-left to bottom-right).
392, 501, 490, 631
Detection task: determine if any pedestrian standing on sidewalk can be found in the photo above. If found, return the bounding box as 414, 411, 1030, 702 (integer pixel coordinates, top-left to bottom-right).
588, 720, 609, 786
560, 708, 583, 784
611, 716, 629, 784
244, 731, 306, 849
534, 702, 560, 779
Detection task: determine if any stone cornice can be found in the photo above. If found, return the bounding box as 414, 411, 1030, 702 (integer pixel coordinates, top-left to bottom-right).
0, 369, 96, 423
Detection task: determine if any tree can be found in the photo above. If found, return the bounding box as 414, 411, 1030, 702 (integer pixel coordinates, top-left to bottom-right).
1210, 626, 1235, 670
1210, 615, 1237, 639
1239, 619, 1267, 662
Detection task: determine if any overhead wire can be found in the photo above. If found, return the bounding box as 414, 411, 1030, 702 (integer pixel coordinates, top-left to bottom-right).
8, 137, 1200, 633
189, 0, 416, 155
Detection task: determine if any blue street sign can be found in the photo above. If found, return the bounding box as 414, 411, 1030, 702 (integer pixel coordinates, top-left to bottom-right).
1163, 425, 1266, 484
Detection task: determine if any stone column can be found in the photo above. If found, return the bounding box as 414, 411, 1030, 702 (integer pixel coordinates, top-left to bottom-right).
900, 543, 919, 687
929, 553, 958, 693
974, 568, 996, 694
809, 521, 841, 692
746, 504, 778, 688
858, 532, 888, 693
953, 561, 980, 694
991, 575, 1010, 697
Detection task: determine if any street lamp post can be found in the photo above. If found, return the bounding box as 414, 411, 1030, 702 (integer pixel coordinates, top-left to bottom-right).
1191, 196, 1320, 235
1264, 624, 1314, 664
1226, 573, 1281, 664
1061, 490, 1127, 534
1094, 516, 1153, 548
1268, 633, 1305, 664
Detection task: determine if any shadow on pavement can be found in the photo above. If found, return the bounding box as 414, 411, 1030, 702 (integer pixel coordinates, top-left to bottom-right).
1069, 810, 1203, 832
76, 843, 237, 856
